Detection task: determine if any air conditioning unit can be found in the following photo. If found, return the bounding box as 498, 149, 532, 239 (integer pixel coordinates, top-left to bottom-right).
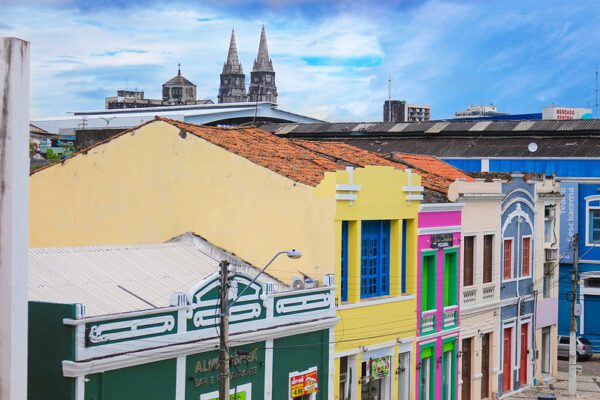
545, 248, 558, 261
291, 276, 317, 290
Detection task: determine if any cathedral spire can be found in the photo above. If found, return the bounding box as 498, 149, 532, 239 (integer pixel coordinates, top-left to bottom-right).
253, 25, 273, 72
248, 25, 277, 103
218, 28, 247, 103
223, 29, 243, 74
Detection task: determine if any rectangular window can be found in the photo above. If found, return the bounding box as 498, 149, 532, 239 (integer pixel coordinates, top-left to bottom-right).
544, 206, 555, 244
522, 237, 531, 276
503, 239, 513, 280
589, 208, 600, 245
483, 235, 494, 283
420, 347, 434, 400
341, 221, 349, 302
442, 341, 455, 400
444, 250, 458, 307
543, 262, 553, 298
463, 236, 474, 287
422, 253, 436, 311
360, 220, 390, 299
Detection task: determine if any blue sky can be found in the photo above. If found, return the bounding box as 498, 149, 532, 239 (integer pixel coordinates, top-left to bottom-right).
1, 0, 600, 121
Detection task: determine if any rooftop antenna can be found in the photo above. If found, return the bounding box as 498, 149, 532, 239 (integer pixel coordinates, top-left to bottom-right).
178, 62, 181, 76
596, 64, 600, 118
125, 78, 128, 91
388, 75, 392, 122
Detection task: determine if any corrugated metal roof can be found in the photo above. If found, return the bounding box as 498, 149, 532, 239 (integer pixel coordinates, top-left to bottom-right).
469, 121, 492, 132
513, 121, 536, 131
389, 123, 409, 132
29, 240, 286, 317
426, 122, 450, 133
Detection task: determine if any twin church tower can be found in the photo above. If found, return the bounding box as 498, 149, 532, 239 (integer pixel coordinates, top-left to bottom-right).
218, 26, 278, 104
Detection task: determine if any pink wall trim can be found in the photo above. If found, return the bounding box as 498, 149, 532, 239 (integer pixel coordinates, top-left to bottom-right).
418, 210, 461, 228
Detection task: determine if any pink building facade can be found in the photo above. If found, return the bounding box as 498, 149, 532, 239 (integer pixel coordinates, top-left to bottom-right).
415, 203, 463, 400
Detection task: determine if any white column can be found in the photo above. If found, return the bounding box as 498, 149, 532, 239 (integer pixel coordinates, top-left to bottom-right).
175, 356, 186, 400
264, 339, 273, 400
0, 37, 30, 400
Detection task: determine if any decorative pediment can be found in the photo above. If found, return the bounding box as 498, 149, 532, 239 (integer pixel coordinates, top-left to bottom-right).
186, 272, 266, 331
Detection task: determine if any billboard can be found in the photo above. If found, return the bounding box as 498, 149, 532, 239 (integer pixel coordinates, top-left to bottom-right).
543, 106, 593, 120
559, 183, 578, 262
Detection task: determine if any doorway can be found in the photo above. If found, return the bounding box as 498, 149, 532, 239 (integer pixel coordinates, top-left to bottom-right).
481, 333, 490, 399
520, 323, 529, 386
398, 352, 411, 400
503, 327, 512, 392
461, 338, 471, 400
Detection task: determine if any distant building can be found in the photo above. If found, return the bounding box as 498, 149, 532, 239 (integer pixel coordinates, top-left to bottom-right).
542, 105, 592, 120
105, 67, 213, 110
218, 29, 248, 103
162, 65, 198, 105
105, 90, 164, 109
454, 104, 507, 119
383, 100, 430, 122
247, 26, 278, 103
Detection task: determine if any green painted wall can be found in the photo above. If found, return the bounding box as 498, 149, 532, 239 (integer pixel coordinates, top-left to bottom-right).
272, 329, 330, 400
28, 301, 77, 400
185, 343, 266, 400
85, 359, 176, 400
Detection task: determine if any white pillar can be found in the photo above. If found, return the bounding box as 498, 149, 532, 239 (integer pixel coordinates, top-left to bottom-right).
0, 37, 30, 400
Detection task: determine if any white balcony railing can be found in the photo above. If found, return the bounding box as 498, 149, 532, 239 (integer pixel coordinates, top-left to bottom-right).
482, 284, 496, 301
421, 312, 435, 333
462, 287, 477, 305
443, 307, 457, 328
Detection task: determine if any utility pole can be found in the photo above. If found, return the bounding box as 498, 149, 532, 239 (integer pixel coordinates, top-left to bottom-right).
568, 233, 579, 396
219, 260, 231, 400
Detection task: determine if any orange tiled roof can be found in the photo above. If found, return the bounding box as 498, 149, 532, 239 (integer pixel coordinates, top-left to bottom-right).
294, 140, 454, 194
392, 152, 474, 182
158, 117, 344, 186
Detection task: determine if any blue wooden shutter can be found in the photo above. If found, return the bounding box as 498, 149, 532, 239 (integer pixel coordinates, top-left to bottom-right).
341, 221, 349, 302
360, 220, 391, 298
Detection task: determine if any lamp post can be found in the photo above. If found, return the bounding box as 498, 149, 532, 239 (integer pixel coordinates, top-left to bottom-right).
219, 249, 302, 399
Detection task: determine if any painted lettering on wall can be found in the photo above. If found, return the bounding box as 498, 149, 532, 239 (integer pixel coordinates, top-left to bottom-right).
194, 349, 259, 388
559, 183, 578, 262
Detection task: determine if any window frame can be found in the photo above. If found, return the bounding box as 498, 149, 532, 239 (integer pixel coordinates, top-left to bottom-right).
463, 236, 475, 287
503, 238, 514, 281
586, 196, 600, 247
521, 235, 532, 277
444, 248, 459, 308
483, 234, 494, 284
360, 220, 391, 299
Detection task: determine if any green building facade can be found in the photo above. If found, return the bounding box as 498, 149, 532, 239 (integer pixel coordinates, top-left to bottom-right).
29, 272, 336, 400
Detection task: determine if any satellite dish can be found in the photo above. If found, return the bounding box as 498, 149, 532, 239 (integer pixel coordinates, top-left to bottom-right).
528, 142, 538, 153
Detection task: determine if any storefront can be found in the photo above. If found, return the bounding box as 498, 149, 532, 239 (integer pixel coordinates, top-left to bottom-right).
28, 243, 337, 400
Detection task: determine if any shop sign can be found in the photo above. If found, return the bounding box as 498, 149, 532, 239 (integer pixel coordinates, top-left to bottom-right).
431, 233, 453, 249
370, 356, 391, 379
193, 349, 259, 388
290, 369, 318, 398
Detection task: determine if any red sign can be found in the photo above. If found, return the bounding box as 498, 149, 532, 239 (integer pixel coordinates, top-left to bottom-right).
290, 370, 318, 398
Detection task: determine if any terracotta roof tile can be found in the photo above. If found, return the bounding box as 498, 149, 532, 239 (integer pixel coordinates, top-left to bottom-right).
293, 140, 454, 194
158, 117, 343, 186
392, 152, 474, 182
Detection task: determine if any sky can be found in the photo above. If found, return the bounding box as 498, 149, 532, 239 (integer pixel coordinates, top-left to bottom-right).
1, 0, 600, 121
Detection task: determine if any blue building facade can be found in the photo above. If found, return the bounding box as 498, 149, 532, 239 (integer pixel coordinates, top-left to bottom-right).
497, 177, 536, 395
445, 158, 600, 352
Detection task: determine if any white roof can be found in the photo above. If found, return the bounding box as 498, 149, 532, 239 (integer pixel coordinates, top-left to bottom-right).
28, 239, 286, 317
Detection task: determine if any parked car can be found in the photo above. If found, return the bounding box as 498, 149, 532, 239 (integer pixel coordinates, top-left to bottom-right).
557, 335, 593, 360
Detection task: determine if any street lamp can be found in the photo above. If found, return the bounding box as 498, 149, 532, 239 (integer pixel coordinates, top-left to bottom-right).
219, 249, 302, 399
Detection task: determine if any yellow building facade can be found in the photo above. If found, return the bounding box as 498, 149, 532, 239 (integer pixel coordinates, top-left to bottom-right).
30, 118, 419, 400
